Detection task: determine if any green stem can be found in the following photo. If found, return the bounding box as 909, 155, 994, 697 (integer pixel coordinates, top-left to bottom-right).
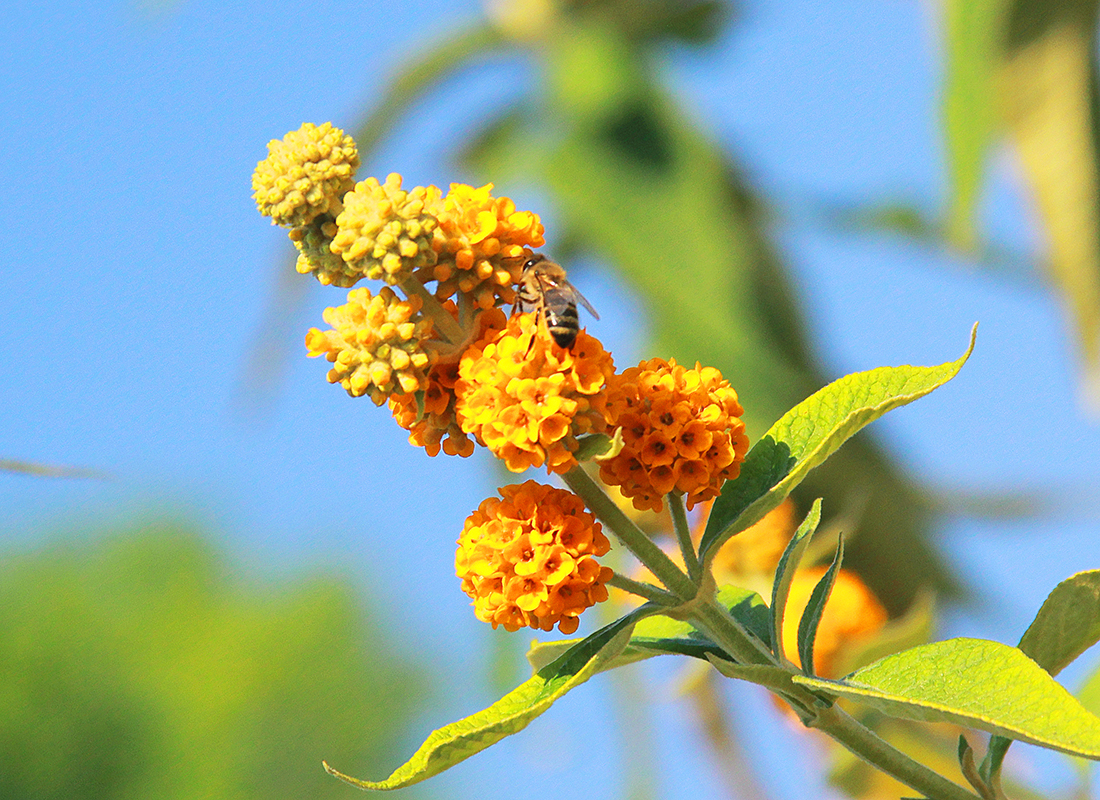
399, 276, 465, 344
811, 704, 982, 800
562, 466, 696, 600
669, 492, 702, 583
688, 598, 980, 800
607, 573, 680, 606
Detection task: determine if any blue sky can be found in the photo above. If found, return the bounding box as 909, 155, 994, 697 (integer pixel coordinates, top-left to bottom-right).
2, 1, 1099, 798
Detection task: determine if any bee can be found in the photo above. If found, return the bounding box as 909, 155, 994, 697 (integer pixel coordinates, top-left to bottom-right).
516, 254, 600, 350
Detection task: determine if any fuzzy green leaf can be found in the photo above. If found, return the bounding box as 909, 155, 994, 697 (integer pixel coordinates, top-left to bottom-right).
325, 611, 639, 790
985, 569, 1100, 779
770, 498, 822, 662
793, 638, 1100, 760
700, 325, 977, 561
796, 536, 845, 677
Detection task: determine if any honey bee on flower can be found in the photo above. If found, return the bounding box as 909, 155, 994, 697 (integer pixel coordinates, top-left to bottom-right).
515, 254, 599, 350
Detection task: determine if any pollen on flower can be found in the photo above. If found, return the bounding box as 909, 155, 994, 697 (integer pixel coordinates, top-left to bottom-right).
599, 358, 749, 512
456, 481, 613, 634
454, 313, 615, 474
781, 567, 888, 677
425, 182, 545, 310
306, 286, 434, 404
252, 122, 359, 228
329, 174, 441, 286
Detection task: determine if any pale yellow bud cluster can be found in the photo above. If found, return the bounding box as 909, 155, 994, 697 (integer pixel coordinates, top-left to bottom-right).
252, 122, 359, 228
306, 287, 434, 405
330, 174, 441, 286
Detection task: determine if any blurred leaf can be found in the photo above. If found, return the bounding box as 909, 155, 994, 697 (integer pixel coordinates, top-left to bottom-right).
999, 0, 1100, 408
0, 520, 426, 800
794, 638, 1100, 759
942, 0, 1012, 250
0, 458, 107, 479
326, 608, 643, 790
698, 324, 977, 561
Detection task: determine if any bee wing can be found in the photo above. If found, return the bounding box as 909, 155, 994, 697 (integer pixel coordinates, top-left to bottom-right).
570, 285, 600, 320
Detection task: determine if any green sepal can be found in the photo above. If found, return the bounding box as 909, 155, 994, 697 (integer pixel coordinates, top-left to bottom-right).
324, 607, 647, 790
983, 569, 1100, 782
526, 585, 771, 674
770, 498, 822, 662
796, 536, 845, 677
793, 638, 1100, 760
699, 324, 977, 563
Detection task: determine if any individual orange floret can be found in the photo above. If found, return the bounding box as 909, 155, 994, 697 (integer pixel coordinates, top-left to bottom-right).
454, 313, 615, 474
388, 306, 509, 458
781, 567, 888, 677
600, 358, 749, 513
424, 183, 545, 310
456, 481, 613, 634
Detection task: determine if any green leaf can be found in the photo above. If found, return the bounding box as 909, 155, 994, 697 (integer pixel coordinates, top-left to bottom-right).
770, 498, 822, 663
942, 0, 1011, 250
699, 324, 978, 561
325, 610, 640, 790
526, 585, 771, 674
984, 569, 1100, 780
796, 536, 845, 677
793, 638, 1100, 760
1018, 569, 1100, 676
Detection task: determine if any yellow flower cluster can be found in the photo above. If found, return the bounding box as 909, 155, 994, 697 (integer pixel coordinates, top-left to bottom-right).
252, 122, 359, 228
328, 174, 440, 287
424, 183, 545, 310
456, 481, 613, 634
600, 358, 749, 512
305, 287, 433, 404
782, 567, 888, 677
454, 313, 615, 473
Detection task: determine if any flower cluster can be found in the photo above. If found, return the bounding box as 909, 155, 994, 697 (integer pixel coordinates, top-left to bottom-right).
305, 286, 433, 404
253, 125, 757, 635
456, 481, 613, 634
423, 182, 545, 309
455, 312, 615, 473
600, 358, 750, 512
328, 174, 440, 287
252, 122, 359, 228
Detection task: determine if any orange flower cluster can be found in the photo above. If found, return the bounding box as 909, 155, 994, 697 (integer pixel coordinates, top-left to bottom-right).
454, 313, 615, 473
600, 358, 750, 512
782, 567, 888, 677
456, 481, 613, 634
422, 183, 546, 310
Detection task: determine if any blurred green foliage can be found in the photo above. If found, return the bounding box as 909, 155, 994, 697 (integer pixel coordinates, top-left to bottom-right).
0, 519, 427, 800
